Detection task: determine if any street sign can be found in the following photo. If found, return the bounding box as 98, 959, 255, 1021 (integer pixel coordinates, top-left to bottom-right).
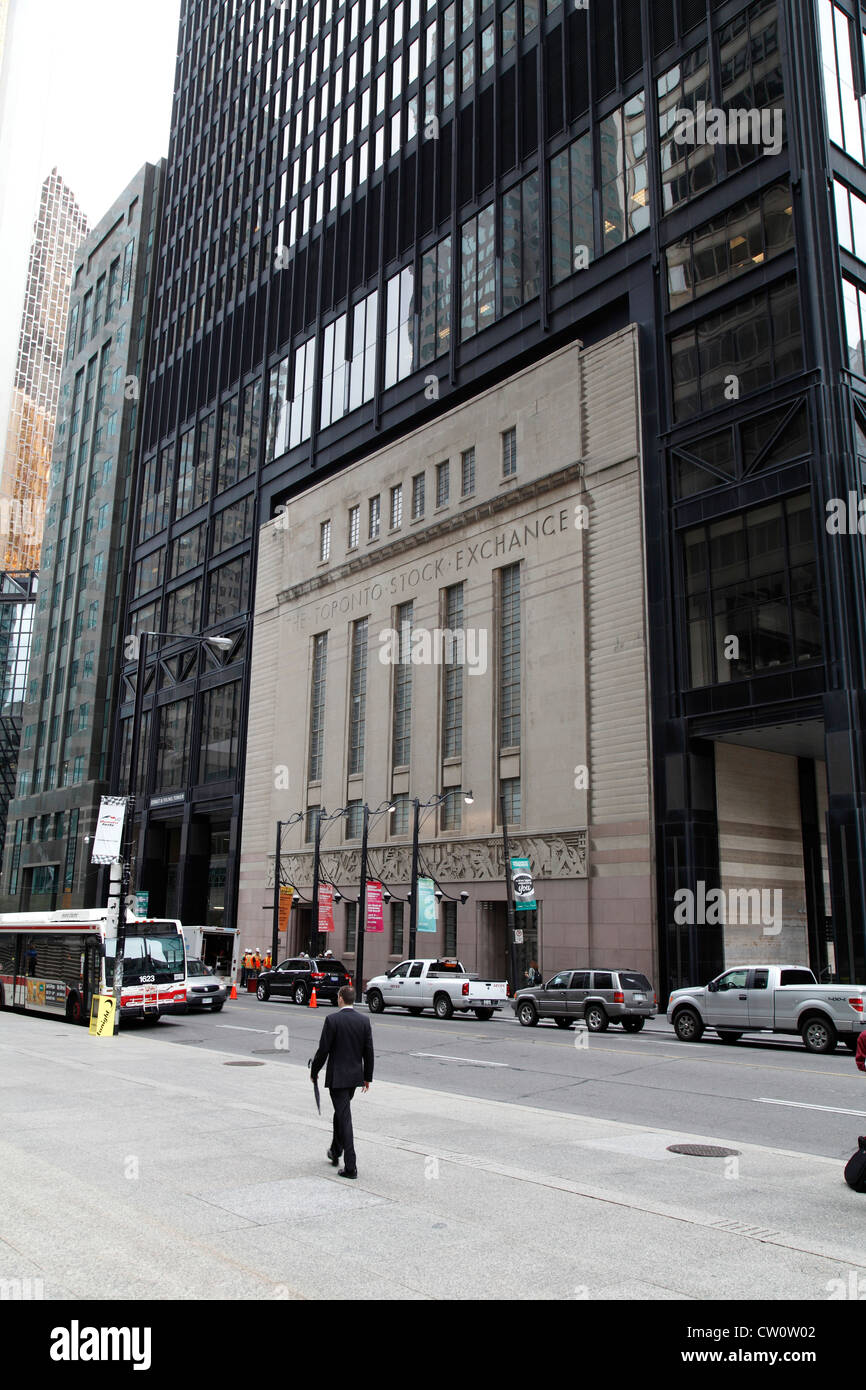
135, 891, 149, 916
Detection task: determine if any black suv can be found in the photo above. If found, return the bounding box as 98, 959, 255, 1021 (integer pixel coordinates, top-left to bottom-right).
255, 956, 352, 1005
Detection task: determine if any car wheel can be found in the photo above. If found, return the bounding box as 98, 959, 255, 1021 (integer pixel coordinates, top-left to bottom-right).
366, 989, 384, 1014
293, 983, 307, 1006
622, 1018, 645, 1033
554, 1017, 573, 1029
517, 1000, 538, 1027
585, 1004, 609, 1033
434, 993, 454, 1020
474, 1008, 494, 1021
801, 1014, 837, 1054
673, 1007, 704, 1042
256, 983, 269, 1001
717, 1031, 742, 1044
408, 1007, 423, 1016
211, 1002, 224, 1012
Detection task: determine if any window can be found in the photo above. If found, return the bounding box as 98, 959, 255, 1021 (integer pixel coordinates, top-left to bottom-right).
306, 806, 322, 842
500, 777, 521, 824
440, 787, 463, 832
391, 901, 405, 954
522, 0, 538, 34
670, 275, 803, 421
199, 681, 242, 783
392, 601, 413, 766
443, 901, 457, 955
157, 699, 192, 789
369, 495, 381, 539
345, 901, 357, 951
238, 378, 262, 481
412, 472, 425, 520
502, 173, 541, 312
348, 505, 360, 550
683, 493, 821, 688
167, 578, 202, 633
460, 204, 496, 340
418, 235, 452, 365
443, 583, 464, 758
500, 563, 520, 746
390, 483, 403, 530
349, 618, 368, 776
309, 633, 328, 781
436, 461, 450, 508
320, 519, 332, 563
207, 556, 250, 624
212, 497, 253, 556
820, 1, 865, 162
346, 801, 364, 839
600, 92, 648, 254
461, 447, 476, 496
391, 794, 410, 834
348, 290, 378, 410
501, 1, 516, 53
718, 1, 785, 175
321, 314, 350, 430
657, 44, 713, 213
666, 181, 795, 311
502, 426, 517, 478
384, 265, 416, 389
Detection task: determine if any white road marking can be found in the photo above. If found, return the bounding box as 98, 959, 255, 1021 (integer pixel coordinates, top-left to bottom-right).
217, 1025, 274, 1034
756, 1097, 866, 1118
410, 1052, 509, 1068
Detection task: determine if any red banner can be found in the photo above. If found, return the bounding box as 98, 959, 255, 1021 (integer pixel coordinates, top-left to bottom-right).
365, 880, 384, 932
318, 882, 334, 933
278, 886, 293, 932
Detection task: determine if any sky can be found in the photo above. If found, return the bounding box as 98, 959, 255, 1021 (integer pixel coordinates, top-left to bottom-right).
0, 0, 182, 451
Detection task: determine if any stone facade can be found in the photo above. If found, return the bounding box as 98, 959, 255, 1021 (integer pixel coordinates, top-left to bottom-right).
238, 327, 658, 986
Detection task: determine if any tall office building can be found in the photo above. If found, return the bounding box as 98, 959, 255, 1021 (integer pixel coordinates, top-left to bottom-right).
0, 169, 88, 571
119, 0, 866, 987
2, 166, 162, 913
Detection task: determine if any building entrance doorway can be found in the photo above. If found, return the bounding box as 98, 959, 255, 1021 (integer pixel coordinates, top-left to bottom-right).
478, 901, 539, 990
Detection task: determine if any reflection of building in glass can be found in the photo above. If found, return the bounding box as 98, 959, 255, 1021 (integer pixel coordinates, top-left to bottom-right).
0, 170, 87, 571
0, 570, 37, 864
0, 165, 161, 913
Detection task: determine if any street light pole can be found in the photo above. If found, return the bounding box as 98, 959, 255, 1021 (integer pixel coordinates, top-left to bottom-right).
356, 803, 370, 994
310, 808, 323, 954
271, 819, 283, 970
113, 630, 149, 1033
501, 790, 519, 996
408, 796, 421, 959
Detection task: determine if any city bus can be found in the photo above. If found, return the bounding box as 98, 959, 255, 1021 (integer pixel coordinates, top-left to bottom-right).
0, 910, 187, 1024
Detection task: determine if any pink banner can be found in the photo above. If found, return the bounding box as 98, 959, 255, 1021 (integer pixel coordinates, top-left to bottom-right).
318, 882, 334, 933
365, 880, 384, 932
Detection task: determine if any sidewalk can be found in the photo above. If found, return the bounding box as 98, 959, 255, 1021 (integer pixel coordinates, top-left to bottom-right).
0, 1013, 862, 1301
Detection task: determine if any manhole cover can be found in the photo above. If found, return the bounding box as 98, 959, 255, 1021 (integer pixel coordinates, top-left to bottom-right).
223, 1060, 265, 1067
667, 1143, 740, 1158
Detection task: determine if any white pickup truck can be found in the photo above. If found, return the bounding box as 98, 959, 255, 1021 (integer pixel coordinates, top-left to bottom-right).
667, 964, 866, 1053
364, 958, 509, 1020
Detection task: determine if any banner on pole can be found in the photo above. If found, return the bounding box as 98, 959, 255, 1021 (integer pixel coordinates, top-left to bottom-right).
417, 877, 437, 932
365, 881, 384, 932
510, 857, 537, 911
318, 883, 334, 933
91, 796, 128, 864
278, 886, 294, 932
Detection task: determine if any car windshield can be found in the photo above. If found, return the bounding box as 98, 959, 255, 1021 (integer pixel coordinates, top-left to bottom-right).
187, 960, 205, 976
104, 929, 185, 984
619, 973, 652, 991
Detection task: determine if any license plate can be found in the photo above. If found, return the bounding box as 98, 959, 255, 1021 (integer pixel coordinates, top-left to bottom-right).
633, 994, 646, 1002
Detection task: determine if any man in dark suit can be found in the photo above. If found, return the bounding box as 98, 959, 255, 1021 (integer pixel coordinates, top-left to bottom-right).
310, 985, 374, 1179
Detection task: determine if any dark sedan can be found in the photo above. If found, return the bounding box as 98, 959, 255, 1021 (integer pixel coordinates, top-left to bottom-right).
255, 955, 352, 1005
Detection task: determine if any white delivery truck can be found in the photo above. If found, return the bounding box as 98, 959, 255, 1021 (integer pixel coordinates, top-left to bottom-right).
364, 958, 509, 1020
667, 963, 866, 1053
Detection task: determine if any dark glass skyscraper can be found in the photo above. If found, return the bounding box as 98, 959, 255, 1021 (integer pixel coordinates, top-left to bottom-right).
118, 0, 866, 986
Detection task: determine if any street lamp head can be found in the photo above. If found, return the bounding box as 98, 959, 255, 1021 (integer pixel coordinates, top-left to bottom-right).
333, 891, 342, 903
206, 634, 234, 651
434, 889, 443, 901
459, 891, 469, 905
463, 790, 474, 805
382, 890, 391, 903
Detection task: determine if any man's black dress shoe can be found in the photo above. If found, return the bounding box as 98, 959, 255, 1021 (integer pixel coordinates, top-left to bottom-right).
327, 1148, 339, 1166
338, 1168, 357, 1179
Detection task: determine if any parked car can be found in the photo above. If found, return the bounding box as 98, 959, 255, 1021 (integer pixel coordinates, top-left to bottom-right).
184, 959, 227, 1012
512, 969, 657, 1030
255, 956, 352, 1005
364, 958, 509, 1019
667, 964, 866, 1053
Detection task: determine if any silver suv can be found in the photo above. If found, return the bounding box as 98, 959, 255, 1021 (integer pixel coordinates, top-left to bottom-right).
512, 969, 657, 1032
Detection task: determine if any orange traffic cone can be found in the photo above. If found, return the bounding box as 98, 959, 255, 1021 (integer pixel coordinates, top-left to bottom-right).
309, 987, 318, 1008
229, 982, 237, 1000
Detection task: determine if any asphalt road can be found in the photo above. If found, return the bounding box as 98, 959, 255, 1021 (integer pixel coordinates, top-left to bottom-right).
137, 992, 866, 1161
